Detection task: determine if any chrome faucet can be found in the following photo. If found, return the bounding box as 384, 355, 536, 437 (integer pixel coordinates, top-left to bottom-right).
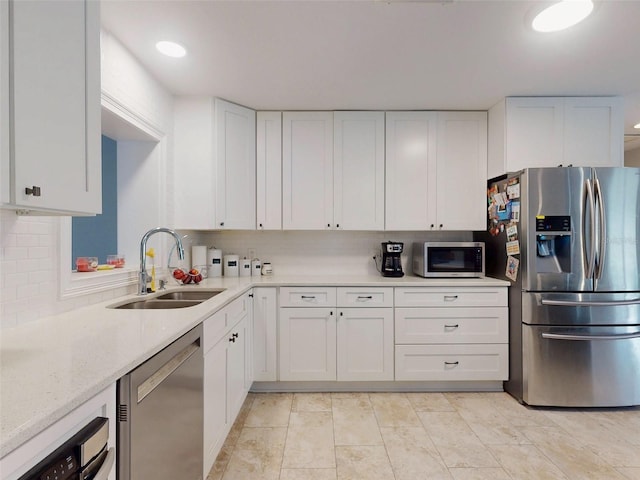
139, 227, 185, 295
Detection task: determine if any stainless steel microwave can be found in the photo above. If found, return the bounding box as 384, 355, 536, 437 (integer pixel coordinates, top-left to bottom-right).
412, 242, 485, 278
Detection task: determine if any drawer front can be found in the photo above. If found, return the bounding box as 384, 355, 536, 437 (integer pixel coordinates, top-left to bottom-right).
280, 287, 336, 307
395, 344, 509, 381
395, 287, 507, 307
395, 307, 508, 344
337, 287, 393, 307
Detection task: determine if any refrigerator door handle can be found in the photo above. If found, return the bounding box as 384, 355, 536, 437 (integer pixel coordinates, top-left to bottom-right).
542, 332, 640, 341
541, 298, 640, 307
593, 176, 606, 280
583, 179, 596, 279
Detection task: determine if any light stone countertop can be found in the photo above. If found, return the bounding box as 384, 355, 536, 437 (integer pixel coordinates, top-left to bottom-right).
0, 274, 508, 458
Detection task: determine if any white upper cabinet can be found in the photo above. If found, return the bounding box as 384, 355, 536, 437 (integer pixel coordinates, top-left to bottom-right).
173, 98, 256, 229
385, 112, 438, 231
282, 112, 334, 230
488, 96, 623, 178
334, 111, 385, 230
436, 112, 487, 231
214, 99, 256, 230
386, 111, 487, 231
256, 112, 282, 230
1, 0, 101, 215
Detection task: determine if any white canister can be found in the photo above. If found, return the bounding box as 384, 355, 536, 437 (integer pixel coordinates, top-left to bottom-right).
192, 246, 208, 277
240, 257, 251, 277
224, 254, 239, 277
251, 258, 262, 276
207, 248, 222, 277
261, 262, 273, 276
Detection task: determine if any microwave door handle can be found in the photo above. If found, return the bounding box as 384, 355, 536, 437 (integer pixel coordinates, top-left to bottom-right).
583, 179, 596, 279
593, 176, 606, 280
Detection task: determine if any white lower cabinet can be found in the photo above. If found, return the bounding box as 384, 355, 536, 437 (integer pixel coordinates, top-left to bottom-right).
203, 292, 252, 478
252, 287, 278, 381
394, 287, 509, 382
278, 287, 394, 382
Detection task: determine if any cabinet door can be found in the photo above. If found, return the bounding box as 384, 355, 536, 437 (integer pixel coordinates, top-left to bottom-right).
9, 0, 101, 214
436, 112, 487, 230
505, 97, 564, 171
334, 111, 385, 230
256, 112, 282, 230
173, 97, 215, 229
282, 112, 334, 229
253, 287, 278, 381
214, 98, 256, 229
279, 307, 336, 381
203, 338, 228, 477
385, 111, 437, 230
564, 97, 623, 167
337, 308, 394, 381
227, 317, 247, 422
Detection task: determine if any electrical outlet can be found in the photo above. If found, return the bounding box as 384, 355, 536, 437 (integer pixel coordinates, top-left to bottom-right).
247, 248, 256, 259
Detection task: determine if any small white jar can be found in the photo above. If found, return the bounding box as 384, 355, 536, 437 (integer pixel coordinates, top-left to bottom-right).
261, 262, 273, 276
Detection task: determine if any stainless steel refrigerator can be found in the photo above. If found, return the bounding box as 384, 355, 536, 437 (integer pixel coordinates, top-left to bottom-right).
479, 167, 640, 407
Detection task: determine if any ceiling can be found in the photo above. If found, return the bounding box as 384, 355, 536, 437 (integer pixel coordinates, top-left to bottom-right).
101, 0, 640, 144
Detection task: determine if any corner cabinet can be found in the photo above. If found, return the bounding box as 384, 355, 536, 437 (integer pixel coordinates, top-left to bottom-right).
173, 98, 255, 230
385, 111, 487, 231
488, 96, 623, 178
0, 0, 101, 215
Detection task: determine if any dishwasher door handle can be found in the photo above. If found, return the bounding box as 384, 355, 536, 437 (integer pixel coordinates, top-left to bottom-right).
137, 340, 200, 403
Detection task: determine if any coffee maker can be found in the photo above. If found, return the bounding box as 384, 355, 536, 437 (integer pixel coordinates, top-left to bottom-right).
380, 241, 404, 277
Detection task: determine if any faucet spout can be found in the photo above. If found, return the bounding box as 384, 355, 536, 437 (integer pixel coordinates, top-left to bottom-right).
139, 227, 184, 295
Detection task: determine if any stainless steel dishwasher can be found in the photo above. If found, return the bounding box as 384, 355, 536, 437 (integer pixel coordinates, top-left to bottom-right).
117, 325, 203, 480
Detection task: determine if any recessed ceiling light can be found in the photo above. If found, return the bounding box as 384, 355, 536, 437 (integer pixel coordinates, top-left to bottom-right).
532, 0, 594, 33
156, 41, 187, 58
635, 123, 640, 129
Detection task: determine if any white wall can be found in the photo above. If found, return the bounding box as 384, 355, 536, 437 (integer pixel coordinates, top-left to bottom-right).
0, 30, 174, 329
625, 147, 640, 167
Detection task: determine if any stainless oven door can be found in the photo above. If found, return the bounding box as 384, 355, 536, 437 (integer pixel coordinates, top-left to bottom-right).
522, 324, 640, 407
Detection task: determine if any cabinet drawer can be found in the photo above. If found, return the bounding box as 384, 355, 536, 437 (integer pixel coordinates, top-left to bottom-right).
395, 307, 508, 344
395, 344, 508, 381
337, 287, 393, 307
280, 287, 336, 307
203, 294, 250, 353
395, 287, 507, 307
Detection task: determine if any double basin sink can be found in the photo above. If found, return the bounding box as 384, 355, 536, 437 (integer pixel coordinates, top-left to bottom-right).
110, 289, 225, 309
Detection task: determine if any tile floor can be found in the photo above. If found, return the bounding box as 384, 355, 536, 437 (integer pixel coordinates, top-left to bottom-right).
207, 391, 640, 480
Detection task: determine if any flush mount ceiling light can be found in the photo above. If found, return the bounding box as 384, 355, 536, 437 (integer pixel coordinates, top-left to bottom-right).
635, 123, 640, 129
532, 0, 594, 33
156, 40, 187, 58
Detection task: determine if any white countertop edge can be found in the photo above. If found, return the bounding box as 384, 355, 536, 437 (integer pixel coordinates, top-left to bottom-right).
0, 274, 508, 457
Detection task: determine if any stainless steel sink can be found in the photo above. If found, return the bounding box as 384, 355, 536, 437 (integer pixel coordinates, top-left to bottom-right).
113, 299, 203, 309
156, 289, 225, 301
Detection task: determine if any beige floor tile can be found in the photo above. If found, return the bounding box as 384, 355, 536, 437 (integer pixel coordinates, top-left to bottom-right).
369, 392, 421, 427
222, 427, 287, 480
280, 469, 338, 480
331, 392, 370, 400
617, 467, 640, 479
243, 392, 292, 427
282, 412, 336, 469
585, 409, 640, 446
476, 393, 557, 427
332, 396, 383, 446
381, 426, 452, 480
544, 410, 640, 467
448, 467, 512, 480
406, 392, 456, 412
488, 444, 569, 480
335, 445, 395, 480
521, 426, 627, 479
292, 392, 333, 412
418, 411, 500, 468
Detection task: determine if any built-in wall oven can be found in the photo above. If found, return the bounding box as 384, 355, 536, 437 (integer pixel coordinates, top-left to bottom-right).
17, 417, 113, 480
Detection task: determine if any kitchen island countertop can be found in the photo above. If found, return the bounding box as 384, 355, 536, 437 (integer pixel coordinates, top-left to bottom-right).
0, 274, 508, 458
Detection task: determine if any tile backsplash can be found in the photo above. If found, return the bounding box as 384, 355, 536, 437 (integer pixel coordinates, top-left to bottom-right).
0, 210, 133, 329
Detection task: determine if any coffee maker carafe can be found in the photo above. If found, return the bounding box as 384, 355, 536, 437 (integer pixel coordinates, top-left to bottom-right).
381, 241, 404, 277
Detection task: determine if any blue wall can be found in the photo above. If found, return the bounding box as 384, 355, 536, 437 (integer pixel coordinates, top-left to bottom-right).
72, 136, 118, 268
